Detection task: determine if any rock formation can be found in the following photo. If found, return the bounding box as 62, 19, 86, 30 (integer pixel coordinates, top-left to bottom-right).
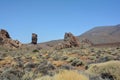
0, 29, 10, 44
0, 29, 11, 39
56, 32, 80, 49
81, 38, 93, 46
0, 29, 22, 48
64, 32, 80, 47
31, 33, 37, 44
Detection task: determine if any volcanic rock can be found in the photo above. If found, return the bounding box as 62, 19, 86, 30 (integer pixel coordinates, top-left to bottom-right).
0, 29, 22, 48
64, 32, 80, 47
0, 29, 11, 39
56, 32, 80, 49
81, 38, 93, 46
31, 33, 37, 44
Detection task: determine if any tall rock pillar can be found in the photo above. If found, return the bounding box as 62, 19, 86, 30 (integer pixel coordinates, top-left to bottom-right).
31, 33, 37, 44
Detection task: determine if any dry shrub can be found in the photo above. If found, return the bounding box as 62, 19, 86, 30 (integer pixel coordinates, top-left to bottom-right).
0, 56, 13, 65
35, 76, 52, 80
52, 61, 65, 67
35, 70, 88, 80
86, 60, 120, 80
54, 70, 88, 80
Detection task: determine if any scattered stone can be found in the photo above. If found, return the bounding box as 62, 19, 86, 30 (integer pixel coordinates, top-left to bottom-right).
101, 73, 114, 80
60, 64, 74, 70
89, 76, 109, 80
24, 62, 37, 68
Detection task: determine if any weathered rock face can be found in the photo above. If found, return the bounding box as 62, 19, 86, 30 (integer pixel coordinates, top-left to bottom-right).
0, 29, 11, 39
56, 32, 80, 49
64, 32, 80, 47
0, 29, 10, 44
0, 29, 22, 48
81, 38, 93, 46
31, 33, 37, 44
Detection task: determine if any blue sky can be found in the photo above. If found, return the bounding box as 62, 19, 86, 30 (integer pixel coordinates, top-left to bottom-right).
0, 0, 120, 43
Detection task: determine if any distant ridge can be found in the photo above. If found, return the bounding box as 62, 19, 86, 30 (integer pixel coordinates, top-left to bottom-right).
78, 24, 120, 44
39, 24, 120, 48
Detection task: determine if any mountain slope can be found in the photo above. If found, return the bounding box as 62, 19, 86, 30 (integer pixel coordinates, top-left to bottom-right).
78, 24, 120, 44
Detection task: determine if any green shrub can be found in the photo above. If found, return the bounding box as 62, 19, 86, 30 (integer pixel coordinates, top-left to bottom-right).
33, 49, 39, 52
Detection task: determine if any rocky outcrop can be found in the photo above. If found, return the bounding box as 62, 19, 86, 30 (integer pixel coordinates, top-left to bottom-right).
56, 32, 80, 49
81, 38, 93, 46
0, 29, 22, 48
64, 32, 80, 47
31, 33, 37, 44
0, 29, 10, 44
0, 29, 11, 39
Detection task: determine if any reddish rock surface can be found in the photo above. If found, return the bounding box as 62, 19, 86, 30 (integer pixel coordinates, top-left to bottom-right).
56, 32, 80, 49
64, 32, 80, 47
0, 29, 22, 48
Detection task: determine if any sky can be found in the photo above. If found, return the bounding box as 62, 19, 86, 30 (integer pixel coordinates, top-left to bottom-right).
0, 0, 120, 43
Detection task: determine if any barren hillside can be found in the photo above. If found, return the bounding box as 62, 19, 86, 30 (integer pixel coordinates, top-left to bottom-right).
78, 24, 120, 44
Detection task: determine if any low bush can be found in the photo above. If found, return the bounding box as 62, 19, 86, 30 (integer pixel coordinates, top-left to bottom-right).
32, 49, 39, 52
35, 70, 88, 80
86, 61, 120, 80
